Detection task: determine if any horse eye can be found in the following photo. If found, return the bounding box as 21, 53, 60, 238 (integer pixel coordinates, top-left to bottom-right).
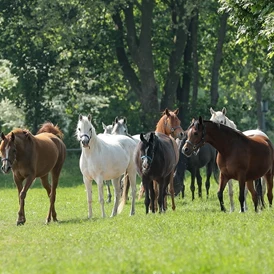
194, 132, 198, 136
89, 128, 92, 132
78, 128, 80, 131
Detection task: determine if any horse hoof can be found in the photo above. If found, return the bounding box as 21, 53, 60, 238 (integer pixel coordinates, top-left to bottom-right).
17, 221, 25, 226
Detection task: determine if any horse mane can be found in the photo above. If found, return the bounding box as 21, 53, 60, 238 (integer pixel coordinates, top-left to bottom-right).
37, 122, 64, 139
204, 120, 247, 139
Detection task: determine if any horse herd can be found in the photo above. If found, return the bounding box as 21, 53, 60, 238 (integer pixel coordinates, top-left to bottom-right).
0, 107, 273, 225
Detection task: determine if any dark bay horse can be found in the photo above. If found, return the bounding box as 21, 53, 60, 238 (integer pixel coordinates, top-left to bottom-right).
174, 138, 218, 200
0, 123, 66, 225
135, 132, 179, 213
182, 117, 274, 212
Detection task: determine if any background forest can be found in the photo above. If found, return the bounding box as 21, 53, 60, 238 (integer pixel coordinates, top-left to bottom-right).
0, 0, 273, 148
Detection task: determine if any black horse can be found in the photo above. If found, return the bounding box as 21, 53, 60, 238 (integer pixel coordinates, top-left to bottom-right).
173, 138, 219, 200
135, 132, 179, 214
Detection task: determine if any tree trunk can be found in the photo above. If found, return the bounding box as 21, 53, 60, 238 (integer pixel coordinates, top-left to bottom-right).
160, 1, 193, 110
210, 12, 229, 107
177, 17, 193, 129
254, 75, 266, 130
191, 9, 199, 111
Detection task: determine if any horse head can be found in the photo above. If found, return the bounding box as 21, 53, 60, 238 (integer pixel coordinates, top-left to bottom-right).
139, 132, 157, 174
77, 114, 94, 148
158, 108, 184, 139
102, 122, 113, 134
182, 116, 206, 157
0, 132, 16, 174
111, 117, 128, 135
210, 107, 227, 125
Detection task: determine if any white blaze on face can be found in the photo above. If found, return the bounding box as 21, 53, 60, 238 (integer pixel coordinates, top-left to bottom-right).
2, 144, 10, 172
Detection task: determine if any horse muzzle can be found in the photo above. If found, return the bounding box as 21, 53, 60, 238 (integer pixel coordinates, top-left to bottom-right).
1, 159, 12, 174
181, 144, 193, 157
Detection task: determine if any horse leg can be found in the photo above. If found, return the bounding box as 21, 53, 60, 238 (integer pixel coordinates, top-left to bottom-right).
110, 177, 121, 217
138, 182, 145, 200
105, 180, 112, 203
227, 179, 234, 212
217, 173, 228, 212
150, 181, 156, 213
143, 179, 151, 214
13, 176, 25, 225
83, 176, 93, 219
190, 169, 195, 201
157, 181, 165, 213
196, 169, 202, 198
40, 174, 57, 224
264, 172, 273, 207
238, 179, 248, 213
255, 178, 265, 210
153, 180, 158, 212
169, 174, 176, 211
181, 182, 185, 199
15, 175, 35, 225
96, 177, 106, 218
205, 164, 213, 199
246, 180, 258, 212
128, 171, 137, 216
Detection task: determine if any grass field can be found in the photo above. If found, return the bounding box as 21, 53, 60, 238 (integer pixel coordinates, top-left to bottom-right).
1, 152, 274, 274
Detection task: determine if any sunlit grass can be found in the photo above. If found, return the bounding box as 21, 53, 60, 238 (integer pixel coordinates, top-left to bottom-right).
1, 154, 274, 273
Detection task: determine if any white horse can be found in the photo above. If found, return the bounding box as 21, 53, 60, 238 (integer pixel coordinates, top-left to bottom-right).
76, 114, 137, 218
210, 107, 267, 212
102, 117, 129, 203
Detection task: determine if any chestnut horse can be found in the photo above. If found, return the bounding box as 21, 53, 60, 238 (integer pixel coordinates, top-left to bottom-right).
0, 123, 66, 225
135, 132, 179, 213
182, 117, 274, 212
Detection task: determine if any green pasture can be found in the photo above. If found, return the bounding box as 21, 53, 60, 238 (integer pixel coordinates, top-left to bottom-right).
1, 152, 274, 274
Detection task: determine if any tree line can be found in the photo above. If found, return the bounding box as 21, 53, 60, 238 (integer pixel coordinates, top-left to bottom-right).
0, 0, 273, 147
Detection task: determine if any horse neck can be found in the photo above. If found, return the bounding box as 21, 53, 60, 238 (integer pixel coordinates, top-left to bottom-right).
155, 116, 168, 135
204, 121, 232, 154
225, 117, 237, 129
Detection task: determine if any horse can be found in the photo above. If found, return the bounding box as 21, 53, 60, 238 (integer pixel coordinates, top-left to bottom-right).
135, 132, 179, 213
182, 116, 274, 212
102, 116, 129, 203
76, 114, 137, 218
173, 137, 218, 200
210, 107, 267, 211
0, 123, 66, 225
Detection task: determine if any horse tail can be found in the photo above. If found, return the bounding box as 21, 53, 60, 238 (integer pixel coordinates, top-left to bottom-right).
37, 122, 64, 139
118, 173, 130, 214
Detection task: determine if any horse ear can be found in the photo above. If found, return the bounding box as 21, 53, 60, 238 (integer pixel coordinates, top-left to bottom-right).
102, 122, 106, 130
210, 107, 215, 115
198, 116, 203, 125
79, 114, 83, 121
164, 108, 170, 117
222, 107, 227, 115
11, 132, 15, 141
1, 132, 5, 140
88, 114, 92, 121
149, 132, 155, 143
123, 117, 127, 124
140, 133, 145, 142
174, 108, 179, 115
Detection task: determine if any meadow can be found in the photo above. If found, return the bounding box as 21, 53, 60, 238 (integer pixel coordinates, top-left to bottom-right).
1, 152, 274, 274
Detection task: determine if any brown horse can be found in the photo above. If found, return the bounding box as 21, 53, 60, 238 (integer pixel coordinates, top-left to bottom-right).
137, 108, 183, 211
182, 116, 274, 212
0, 123, 66, 225
135, 132, 179, 213
155, 108, 184, 140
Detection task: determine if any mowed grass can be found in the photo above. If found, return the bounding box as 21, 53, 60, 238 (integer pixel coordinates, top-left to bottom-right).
1, 153, 274, 274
